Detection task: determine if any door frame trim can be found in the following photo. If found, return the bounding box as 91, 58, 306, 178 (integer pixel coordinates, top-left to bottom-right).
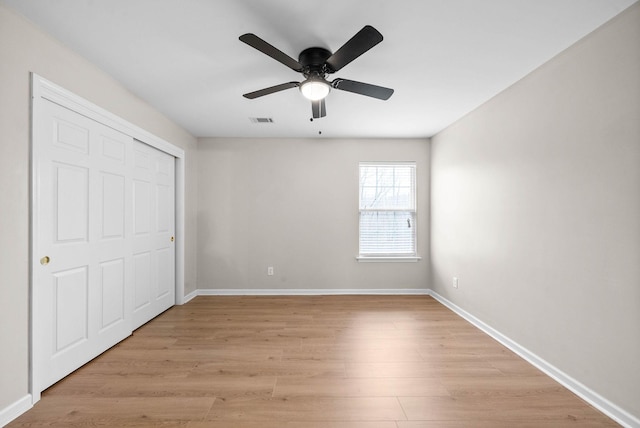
30, 73, 186, 402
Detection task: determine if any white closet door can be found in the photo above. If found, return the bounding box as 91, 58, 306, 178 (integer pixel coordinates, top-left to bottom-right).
131, 140, 175, 329
34, 100, 134, 391
34, 100, 176, 392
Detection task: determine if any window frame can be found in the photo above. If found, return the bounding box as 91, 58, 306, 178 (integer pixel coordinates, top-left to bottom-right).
357, 161, 420, 262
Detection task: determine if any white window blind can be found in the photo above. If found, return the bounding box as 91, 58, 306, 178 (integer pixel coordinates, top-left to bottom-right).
359, 162, 417, 257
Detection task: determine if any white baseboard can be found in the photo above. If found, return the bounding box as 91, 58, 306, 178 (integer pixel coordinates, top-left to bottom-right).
182, 289, 198, 303
192, 288, 430, 296
0, 394, 32, 427
427, 289, 640, 428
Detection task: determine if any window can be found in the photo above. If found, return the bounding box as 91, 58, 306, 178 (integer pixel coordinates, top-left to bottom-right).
358, 162, 418, 260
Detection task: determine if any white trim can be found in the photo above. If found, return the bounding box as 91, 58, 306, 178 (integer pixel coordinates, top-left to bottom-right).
183, 289, 199, 303
359, 208, 418, 213
0, 394, 32, 427
30, 73, 187, 403
359, 161, 417, 167
356, 256, 421, 262
194, 288, 430, 296
35, 76, 184, 158
427, 289, 640, 428
358, 162, 418, 257
174, 157, 186, 305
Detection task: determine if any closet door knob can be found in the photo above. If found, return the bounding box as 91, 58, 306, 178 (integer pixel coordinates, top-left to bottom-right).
40, 256, 50, 266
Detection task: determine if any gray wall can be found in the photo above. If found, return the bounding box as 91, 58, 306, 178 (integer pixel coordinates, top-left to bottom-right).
0, 4, 198, 411
430, 3, 640, 419
197, 138, 430, 292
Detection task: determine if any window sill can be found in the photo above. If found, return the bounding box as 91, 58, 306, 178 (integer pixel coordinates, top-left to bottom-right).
356, 256, 421, 263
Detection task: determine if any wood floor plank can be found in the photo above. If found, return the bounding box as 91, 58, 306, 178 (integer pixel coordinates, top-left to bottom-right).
100, 347, 282, 363
188, 421, 397, 428
273, 376, 450, 397
345, 361, 503, 378
193, 359, 346, 378
398, 395, 616, 424
397, 420, 619, 428
440, 375, 565, 398
96, 375, 277, 398
283, 346, 424, 363
205, 396, 406, 421
7, 295, 620, 427
15, 396, 214, 424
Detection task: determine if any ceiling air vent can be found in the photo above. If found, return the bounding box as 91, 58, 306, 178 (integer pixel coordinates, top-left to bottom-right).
250, 117, 274, 123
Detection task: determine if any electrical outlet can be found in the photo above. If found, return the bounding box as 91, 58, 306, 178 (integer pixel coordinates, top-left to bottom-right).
453, 277, 459, 289
267, 266, 274, 276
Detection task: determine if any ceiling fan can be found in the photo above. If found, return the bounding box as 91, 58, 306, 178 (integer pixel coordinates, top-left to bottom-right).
239, 25, 394, 119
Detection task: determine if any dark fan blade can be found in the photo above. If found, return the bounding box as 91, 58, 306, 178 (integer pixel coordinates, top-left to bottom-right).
243, 82, 299, 99
325, 25, 383, 72
239, 33, 303, 72
311, 99, 327, 118
332, 78, 394, 100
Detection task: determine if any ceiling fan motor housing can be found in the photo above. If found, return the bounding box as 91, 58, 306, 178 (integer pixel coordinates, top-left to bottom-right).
298, 47, 332, 77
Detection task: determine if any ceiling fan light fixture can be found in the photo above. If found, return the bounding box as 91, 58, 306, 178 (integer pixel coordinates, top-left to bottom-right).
300, 78, 330, 101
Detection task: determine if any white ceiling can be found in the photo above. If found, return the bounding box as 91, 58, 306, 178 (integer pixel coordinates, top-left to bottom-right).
2, 0, 636, 138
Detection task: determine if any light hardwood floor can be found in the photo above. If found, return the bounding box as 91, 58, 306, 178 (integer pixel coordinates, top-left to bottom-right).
9, 295, 619, 427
